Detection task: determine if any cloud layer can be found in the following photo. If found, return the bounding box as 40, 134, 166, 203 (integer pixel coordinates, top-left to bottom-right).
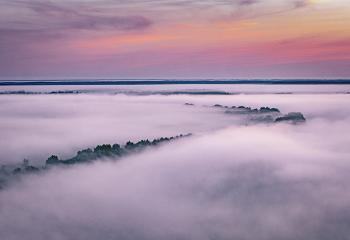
1, 118, 350, 239
1, 84, 350, 164
1, 85, 350, 239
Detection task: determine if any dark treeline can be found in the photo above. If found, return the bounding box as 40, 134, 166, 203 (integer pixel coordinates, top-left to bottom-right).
184, 103, 306, 124
212, 104, 305, 124
135, 90, 231, 95
275, 112, 306, 124
0, 90, 75, 95
223, 106, 280, 114
46, 134, 191, 165
0, 134, 192, 190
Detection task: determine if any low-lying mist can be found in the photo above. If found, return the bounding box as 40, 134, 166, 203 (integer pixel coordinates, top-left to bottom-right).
1, 87, 350, 239
1, 120, 350, 239
1, 92, 349, 164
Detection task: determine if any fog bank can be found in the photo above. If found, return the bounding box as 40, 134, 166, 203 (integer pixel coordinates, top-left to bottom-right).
1, 119, 350, 239
1, 92, 349, 164
1, 86, 350, 239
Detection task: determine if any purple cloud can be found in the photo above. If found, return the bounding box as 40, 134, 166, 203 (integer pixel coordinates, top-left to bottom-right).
7, 1, 152, 32
293, 0, 309, 8
64, 15, 152, 31
237, 0, 259, 6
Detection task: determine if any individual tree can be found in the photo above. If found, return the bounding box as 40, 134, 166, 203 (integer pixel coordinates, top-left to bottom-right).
112, 144, 120, 150
22, 159, 29, 167
125, 141, 134, 149
46, 155, 59, 164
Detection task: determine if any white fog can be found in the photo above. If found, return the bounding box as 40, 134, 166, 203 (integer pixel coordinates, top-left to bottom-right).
1, 84, 350, 239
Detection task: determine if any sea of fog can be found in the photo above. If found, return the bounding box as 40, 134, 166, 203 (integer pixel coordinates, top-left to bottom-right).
1, 84, 350, 240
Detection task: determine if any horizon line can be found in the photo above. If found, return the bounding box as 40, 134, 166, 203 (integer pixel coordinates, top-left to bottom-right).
1, 79, 350, 86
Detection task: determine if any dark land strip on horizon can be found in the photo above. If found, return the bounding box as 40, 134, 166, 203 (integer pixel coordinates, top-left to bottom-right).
1, 79, 350, 86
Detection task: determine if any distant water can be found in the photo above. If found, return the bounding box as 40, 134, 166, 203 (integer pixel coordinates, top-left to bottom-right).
1, 79, 350, 86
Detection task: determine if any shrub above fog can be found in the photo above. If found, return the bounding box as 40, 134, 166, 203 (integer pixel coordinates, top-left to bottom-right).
275, 112, 306, 124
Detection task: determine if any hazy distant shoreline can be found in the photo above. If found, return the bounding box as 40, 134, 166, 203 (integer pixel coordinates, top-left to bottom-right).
1, 79, 350, 86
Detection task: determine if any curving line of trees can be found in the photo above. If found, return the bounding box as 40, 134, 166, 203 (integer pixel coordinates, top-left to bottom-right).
46, 134, 191, 165
0, 134, 192, 190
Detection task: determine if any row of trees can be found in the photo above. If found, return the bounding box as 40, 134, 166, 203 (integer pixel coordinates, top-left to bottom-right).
222, 106, 281, 115
46, 134, 191, 165
275, 112, 306, 124
0, 134, 192, 190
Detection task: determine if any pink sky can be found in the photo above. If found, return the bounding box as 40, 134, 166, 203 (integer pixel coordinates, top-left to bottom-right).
0, 0, 349, 79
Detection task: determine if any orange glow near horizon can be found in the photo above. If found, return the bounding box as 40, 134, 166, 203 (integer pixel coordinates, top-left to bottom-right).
74, 22, 260, 52
73, 7, 350, 67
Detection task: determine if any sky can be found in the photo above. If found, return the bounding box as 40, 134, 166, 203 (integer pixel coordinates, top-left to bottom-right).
0, 0, 349, 79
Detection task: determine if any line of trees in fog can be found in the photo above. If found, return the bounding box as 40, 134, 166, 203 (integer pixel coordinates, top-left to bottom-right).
0, 104, 306, 190
210, 105, 306, 124
0, 134, 192, 190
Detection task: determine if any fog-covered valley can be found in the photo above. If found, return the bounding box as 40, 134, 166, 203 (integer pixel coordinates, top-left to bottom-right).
1, 84, 350, 239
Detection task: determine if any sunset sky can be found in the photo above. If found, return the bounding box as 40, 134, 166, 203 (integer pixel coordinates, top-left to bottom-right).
0, 0, 349, 79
